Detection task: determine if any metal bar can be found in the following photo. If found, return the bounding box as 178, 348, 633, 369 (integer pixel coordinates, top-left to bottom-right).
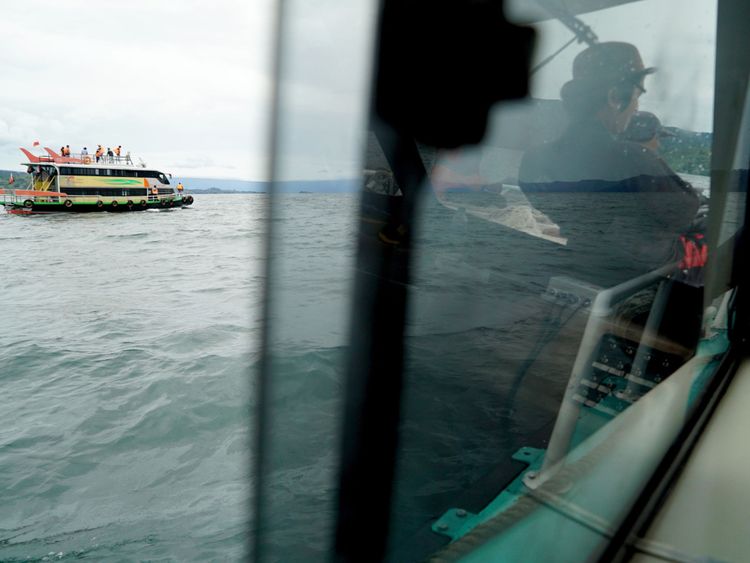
624, 280, 672, 398
529, 265, 675, 483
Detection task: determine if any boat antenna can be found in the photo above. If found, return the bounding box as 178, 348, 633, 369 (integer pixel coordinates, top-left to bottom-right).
529, 0, 599, 75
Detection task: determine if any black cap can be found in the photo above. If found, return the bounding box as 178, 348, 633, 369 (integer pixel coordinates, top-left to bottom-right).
571, 42, 655, 87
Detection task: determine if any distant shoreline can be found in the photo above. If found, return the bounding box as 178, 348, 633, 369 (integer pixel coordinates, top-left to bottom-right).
189, 190, 353, 194
189, 188, 266, 194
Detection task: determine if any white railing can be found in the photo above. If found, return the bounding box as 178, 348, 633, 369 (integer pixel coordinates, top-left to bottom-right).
67, 152, 137, 166
27, 150, 141, 166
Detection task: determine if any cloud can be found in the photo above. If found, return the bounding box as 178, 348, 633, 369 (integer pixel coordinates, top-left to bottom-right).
0, 0, 379, 180
527, 0, 716, 132
0, 0, 275, 179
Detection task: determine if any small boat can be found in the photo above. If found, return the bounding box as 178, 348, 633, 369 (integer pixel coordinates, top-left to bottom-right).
1, 146, 194, 214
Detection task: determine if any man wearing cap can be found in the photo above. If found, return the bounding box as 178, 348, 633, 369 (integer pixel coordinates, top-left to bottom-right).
519, 42, 700, 288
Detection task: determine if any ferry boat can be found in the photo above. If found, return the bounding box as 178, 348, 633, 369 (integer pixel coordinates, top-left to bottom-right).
1, 147, 194, 215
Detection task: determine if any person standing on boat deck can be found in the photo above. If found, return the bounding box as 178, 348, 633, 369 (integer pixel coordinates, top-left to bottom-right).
106, 147, 114, 163
64, 145, 71, 157
125, 150, 132, 165
114, 145, 122, 163
95, 145, 103, 163
518, 42, 700, 289
81, 147, 88, 156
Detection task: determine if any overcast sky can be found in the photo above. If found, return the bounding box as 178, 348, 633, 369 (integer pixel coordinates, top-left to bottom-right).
0, 0, 274, 180
526, 0, 717, 132
0, 0, 716, 181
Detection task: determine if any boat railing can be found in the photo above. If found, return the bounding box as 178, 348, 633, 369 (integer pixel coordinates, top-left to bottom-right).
524, 263, 679, 489
24, 151, 143, 167
1, 190, 66, 205
66, 152, 138, 166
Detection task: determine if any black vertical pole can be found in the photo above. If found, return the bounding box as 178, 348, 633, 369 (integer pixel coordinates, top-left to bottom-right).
334, 118, 427, 562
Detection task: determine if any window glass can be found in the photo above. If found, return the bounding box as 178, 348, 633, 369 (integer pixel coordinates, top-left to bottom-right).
255, 0, 750, 561
717, 84, 750, 246
381, 1, 728, 561
256, 0, 377, 561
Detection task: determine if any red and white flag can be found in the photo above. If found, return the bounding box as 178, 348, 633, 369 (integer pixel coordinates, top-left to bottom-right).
8, 173, 14, 184
32, 140, 40, 147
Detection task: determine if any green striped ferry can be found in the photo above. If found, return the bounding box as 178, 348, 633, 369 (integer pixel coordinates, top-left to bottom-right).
2, 146, 194, 215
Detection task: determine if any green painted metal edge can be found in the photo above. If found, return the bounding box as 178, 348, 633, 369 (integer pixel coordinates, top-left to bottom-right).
431, 328, 730, 548
431, 447, 546, 541
687, 329, 729, 410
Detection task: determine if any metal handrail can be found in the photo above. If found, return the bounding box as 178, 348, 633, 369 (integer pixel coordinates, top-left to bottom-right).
27, 150, 138, 166
525, 264, 677, 487
67, 152, 135, 165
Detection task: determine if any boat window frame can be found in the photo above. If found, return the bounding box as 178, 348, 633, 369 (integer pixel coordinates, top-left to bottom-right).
598, 0, 750, 558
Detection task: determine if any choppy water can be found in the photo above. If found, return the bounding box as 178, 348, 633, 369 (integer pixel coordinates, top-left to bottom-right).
0, 192, 562, 562
1, 196, 266, 561
1, 189, 714, 562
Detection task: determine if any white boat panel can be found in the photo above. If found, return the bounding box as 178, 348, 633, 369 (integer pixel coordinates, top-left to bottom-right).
633, 358, 750, 562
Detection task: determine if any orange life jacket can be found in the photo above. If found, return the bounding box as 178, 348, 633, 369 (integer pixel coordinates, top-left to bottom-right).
678, 233, 708, 269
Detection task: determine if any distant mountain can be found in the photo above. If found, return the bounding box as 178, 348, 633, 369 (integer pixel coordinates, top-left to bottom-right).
188, 187, 252, 194
176, 177, 358, 193
0, 170, 358, 193
3, 130, 713, 194
660, 129, 712, 176
173, 177, 264, 192
0, 169, 29, 185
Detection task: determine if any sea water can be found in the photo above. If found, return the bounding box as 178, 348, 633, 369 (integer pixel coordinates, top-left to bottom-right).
1, 194, 384, 562
1, 190, 713, 561
1, 196, 267, 561
0, 193, 544, 562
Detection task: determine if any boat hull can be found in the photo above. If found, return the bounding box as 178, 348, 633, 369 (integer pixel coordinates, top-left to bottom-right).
4, 195, 194, 214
